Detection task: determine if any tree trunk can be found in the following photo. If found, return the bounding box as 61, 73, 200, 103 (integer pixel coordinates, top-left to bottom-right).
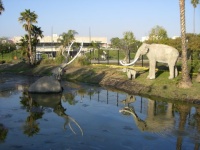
178, 0, 192, 88
28, 24, 34, 65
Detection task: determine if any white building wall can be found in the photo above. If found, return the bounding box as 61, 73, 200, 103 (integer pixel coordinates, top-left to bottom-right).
12, 35, 107, 44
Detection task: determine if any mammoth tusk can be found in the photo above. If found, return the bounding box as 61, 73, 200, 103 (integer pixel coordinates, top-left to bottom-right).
62, 41, 74, 59
68, 122, 76, 135
68, 116, 84, 136
67, 41, 74, 55
120, 57, 139, 66
61, 41, 83, 68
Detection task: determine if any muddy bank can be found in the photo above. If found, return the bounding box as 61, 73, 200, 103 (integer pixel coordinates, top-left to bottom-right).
1, 63, 200, 104
64, 66, 200, 104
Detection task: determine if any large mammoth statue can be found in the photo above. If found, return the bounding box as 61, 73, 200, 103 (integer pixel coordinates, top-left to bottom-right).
120, 43, 179, 79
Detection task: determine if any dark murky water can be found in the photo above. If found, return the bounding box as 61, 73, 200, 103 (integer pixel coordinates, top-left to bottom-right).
0, 74, 200, 150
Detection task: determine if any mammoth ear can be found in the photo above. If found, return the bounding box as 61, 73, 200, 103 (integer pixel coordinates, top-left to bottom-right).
144, 45, 149, 53
141, 44, 149, 55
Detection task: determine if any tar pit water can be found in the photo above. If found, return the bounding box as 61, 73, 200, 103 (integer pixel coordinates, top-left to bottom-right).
0, 74, 199, 150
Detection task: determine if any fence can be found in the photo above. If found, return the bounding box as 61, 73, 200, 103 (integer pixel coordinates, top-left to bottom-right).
86, 49, 145, 67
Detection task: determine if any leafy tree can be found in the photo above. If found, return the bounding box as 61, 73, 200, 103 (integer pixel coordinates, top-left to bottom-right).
0, 38, 16, 57
0, 0, 4, 15
88, 41, 101, 59
191, 0, 199, 34
17, 35, 29, 60
18, 9, 38, 65
67, 30, 78, 43
110, 37, 121, 49
186, 33, 200, 73
122, 31, 136, 63
17, 26, 43, 63
149, 25, 168, 41
178, 0, 192, 88
166, 38, 182, 52
187, 33, 200, 51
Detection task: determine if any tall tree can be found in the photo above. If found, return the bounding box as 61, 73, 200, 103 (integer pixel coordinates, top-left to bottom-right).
58, 30, 78, 49
57, 30, 78, 59
67, 30, 78, 42
122, 31, 136, 63
31, 25, 43, 62
17, 35, 29, 60
0, 0, 4, 15
18, 9, 38, 65
178, 0, 192, 88
110, 37, 121, 49
191, 0, 199, 34
148, 25, 168, 41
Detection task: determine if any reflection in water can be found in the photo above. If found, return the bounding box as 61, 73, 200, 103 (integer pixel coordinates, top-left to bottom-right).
174, 103, 191, 149
119, 96, 200, 149
120, 95, 136, 106
1, 76, 200, 149
0, 124, 8, 142
192, 106, 200, 149
20, 91, 83, 136
120, 98, 174, 133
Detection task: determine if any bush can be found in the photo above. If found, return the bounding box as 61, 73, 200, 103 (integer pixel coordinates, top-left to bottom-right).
54, 55, 65, 64
190, 51, 200, 73
72, 56, 91, 66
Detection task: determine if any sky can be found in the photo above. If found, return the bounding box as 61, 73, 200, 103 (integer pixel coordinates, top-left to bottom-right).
0, 0, 199, 42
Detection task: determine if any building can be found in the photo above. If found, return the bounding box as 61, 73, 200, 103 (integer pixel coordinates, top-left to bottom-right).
12, 34, 108, 59
140, 36, 149, 42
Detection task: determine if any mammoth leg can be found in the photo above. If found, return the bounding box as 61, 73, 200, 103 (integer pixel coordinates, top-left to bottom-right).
169, 65, 175, 79
175, 67, 178, 77
131, 70, 136, 79
148, 60, 156, 79
127, 69, 132, 79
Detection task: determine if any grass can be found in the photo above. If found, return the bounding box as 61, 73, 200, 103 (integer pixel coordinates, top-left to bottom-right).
67, 63, 200, 102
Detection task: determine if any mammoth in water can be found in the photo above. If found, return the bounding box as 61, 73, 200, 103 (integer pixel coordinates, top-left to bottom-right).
120, 43, 179, 79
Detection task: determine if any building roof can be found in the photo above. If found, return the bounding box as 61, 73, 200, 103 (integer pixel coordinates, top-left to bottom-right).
11, 35, 107, 44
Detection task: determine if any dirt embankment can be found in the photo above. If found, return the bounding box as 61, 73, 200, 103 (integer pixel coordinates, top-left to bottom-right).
1, 62, 200, 104
64, 65, 200, 104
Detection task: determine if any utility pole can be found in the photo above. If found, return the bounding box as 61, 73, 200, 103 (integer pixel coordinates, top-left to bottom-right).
89, 27, 91, 43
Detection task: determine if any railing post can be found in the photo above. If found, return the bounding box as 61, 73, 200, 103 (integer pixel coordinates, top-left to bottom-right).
118, 50, 119, 65
98, 49, 99, 64
90, 49, 91, 64
142, 55, 143, 67
107, 50, 109, 65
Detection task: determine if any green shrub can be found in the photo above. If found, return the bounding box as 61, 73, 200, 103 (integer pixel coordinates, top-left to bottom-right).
190, 51, 200, 73
55, 55, 65, 64
71, 56, 90, 66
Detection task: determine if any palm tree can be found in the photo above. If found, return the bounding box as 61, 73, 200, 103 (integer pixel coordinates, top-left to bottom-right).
31, 25, 43, 62
0, 0, 4, 15
191, 0, 199, 34
57, 30, 78, 58
174, 104, 191, 149
67, 30, 78, 42
18, 9, 38, 65
178, 0, 192, 88
17, 35, 29, 60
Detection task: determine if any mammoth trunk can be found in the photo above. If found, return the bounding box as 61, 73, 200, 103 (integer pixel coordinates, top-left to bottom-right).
120, 50, 140, 66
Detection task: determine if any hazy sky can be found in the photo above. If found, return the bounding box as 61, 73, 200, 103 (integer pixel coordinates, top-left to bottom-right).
0, 0, 199, 41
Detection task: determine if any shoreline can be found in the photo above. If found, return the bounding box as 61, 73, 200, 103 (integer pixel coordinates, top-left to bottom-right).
63, 65, 200, 105
1, 62, 200, 104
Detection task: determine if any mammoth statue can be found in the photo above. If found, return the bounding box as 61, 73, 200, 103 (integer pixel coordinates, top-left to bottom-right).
120, 43, 179, 79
